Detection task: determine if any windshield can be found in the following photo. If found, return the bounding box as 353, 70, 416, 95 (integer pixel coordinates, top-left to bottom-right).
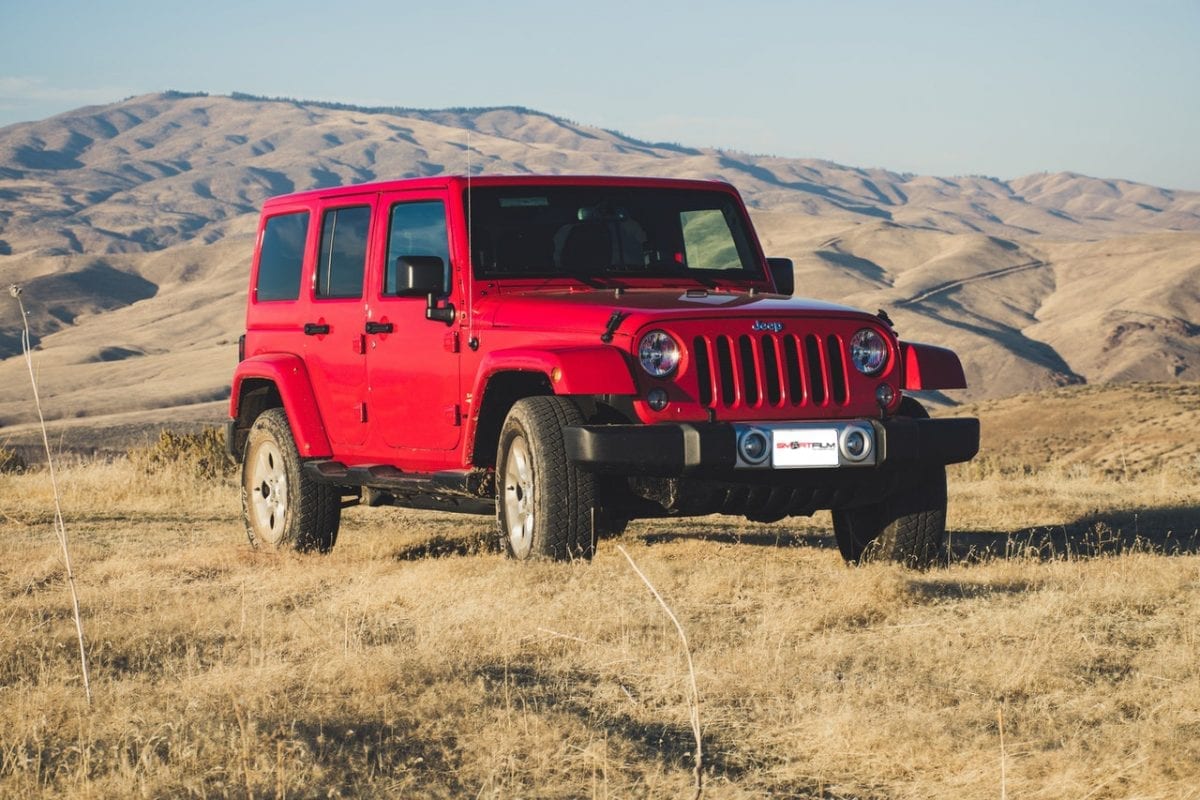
467, 186, 762, 281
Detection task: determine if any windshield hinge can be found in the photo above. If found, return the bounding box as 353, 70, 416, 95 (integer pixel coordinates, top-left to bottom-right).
600, 310, 627, 343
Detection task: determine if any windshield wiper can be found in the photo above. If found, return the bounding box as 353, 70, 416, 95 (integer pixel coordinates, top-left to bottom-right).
567, 271, 607, 289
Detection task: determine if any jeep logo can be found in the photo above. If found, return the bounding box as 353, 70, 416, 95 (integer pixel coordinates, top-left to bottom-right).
752, 320, 785, 333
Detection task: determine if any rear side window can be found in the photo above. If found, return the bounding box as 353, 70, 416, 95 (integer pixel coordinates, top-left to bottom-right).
317, 206, 371, 298
255, 211, 308, 301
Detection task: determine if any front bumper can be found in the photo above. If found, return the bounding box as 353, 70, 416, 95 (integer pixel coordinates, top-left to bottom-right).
564, 416, 979, 476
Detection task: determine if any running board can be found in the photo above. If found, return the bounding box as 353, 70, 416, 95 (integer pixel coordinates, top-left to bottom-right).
302, 460, 495, 515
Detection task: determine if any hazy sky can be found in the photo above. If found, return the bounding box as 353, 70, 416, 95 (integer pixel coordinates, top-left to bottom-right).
3, 0, 1197, 189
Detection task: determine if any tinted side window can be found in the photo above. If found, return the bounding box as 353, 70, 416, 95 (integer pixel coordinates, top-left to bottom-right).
386, 201, 450, 294
317, 206, 371, 298
256, 211, 308, 301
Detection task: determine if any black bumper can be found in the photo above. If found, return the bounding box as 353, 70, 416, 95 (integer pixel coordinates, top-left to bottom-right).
563, 417, 980, 476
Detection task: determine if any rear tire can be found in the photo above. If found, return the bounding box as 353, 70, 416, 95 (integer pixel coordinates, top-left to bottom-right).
496, 397, 596, 560
241, 408, 340, 553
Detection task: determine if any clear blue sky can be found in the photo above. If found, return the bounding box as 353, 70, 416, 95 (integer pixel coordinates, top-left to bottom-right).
3, 0, 1197, 189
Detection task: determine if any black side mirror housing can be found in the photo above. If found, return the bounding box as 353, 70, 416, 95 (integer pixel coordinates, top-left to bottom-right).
395, 255, 456, 323
396, 256, 446, 296
767, 257, 794, 296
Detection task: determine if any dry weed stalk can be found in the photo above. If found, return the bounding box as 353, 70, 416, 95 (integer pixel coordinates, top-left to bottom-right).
615, 544, 703, 799
232, 698, 255, 799
8, 284, 92, 706
998, 705, 1007, 800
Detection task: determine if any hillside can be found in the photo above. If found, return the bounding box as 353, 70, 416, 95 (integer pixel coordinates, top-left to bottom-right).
1, 91, 1198, 434
956, 381, 1200, 478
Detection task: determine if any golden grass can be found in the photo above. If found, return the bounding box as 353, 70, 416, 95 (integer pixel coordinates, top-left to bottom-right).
2, 389, 1199, 798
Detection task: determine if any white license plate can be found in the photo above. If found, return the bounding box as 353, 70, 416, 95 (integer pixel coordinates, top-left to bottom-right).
772, 428, 839, 468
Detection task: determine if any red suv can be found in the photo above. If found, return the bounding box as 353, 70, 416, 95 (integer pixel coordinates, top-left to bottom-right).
227, 176, 978, 567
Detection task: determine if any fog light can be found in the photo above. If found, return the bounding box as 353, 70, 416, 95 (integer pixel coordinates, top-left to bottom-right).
839, 426, 873, 463
876, 383, 895, 409
646, 388, 669, 411
738, 429, 770, 465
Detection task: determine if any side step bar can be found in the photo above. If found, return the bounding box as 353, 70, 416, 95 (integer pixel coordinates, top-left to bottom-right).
302, 460, 495, 515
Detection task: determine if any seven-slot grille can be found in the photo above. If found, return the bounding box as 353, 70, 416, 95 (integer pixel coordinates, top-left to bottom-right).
693, 332, 850, 410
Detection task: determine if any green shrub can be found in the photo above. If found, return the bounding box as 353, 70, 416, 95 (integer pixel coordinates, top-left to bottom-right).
128, 428, 233, 481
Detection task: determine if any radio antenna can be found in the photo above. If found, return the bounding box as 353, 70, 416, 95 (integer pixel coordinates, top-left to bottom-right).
464, 125, 474, 340
466, 127, 472, 268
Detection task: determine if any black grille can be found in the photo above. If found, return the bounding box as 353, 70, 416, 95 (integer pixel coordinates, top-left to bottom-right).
693, 333, 849, 409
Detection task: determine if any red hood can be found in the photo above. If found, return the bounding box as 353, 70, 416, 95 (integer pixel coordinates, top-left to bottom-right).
471, 285, 903, 423
473, 287, 874, 339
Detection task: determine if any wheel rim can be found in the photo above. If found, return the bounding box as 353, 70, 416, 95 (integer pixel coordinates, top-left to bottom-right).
247, 440, 288, 545
503, 434, 535, 558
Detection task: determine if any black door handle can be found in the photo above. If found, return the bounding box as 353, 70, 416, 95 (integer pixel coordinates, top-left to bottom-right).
304, 322, 330, 335
365, 321, 394, 334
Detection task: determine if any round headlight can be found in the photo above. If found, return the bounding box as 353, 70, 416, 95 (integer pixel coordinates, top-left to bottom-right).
638, 330, 681, 377
850, 328, 889, 375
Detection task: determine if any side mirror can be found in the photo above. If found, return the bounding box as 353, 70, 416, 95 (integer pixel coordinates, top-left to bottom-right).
396, 255, 446, 296
396, 255, 455, 323
767, 257, 794, 296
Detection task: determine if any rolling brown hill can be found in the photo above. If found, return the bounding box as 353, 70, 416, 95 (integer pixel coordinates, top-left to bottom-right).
1, 91, 1198, 440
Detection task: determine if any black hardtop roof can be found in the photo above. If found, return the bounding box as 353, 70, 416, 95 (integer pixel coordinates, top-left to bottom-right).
261, 174, 741, 208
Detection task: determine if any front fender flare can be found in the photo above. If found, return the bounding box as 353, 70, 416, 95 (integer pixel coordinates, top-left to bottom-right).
463, 345, 638, 465
473, 346, 638, 398
900, 341, 967, 391
230, 354, 333, 458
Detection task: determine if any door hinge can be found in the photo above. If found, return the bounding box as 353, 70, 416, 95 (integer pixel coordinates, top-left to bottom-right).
358, 402, 368, 423
444, 330, 460, 353
444, 404, 461, 426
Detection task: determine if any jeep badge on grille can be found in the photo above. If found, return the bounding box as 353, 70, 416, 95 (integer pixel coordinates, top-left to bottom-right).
751, 320, 785, 332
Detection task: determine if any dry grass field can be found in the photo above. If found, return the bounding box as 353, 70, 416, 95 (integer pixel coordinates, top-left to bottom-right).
2, 384, 1198, 799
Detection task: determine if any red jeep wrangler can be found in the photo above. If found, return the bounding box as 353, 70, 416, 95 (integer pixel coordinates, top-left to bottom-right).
227, 176, 978, 567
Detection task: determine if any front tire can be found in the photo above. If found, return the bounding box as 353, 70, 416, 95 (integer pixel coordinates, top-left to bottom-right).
241, 408, 340, 553
831, 397, 948, 568
831, 465, 947, 568
496, 397, 596, 560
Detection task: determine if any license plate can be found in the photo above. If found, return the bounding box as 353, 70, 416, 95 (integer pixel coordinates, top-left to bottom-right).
772, 428, 839, 468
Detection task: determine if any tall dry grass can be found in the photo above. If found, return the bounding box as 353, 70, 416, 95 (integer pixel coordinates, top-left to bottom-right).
2, 402, 1198, 798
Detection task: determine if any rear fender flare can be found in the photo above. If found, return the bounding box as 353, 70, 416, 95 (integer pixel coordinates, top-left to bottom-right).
230, 354, 333, 458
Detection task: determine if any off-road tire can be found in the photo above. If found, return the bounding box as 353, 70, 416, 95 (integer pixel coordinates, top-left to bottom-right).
496, 397, 596, 560
832, 465, 947, 568
831, 397, 948, 568
241, 408, 340, 553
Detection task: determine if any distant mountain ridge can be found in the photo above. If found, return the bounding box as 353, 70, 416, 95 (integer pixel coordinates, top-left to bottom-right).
0, 91, 1197, 432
